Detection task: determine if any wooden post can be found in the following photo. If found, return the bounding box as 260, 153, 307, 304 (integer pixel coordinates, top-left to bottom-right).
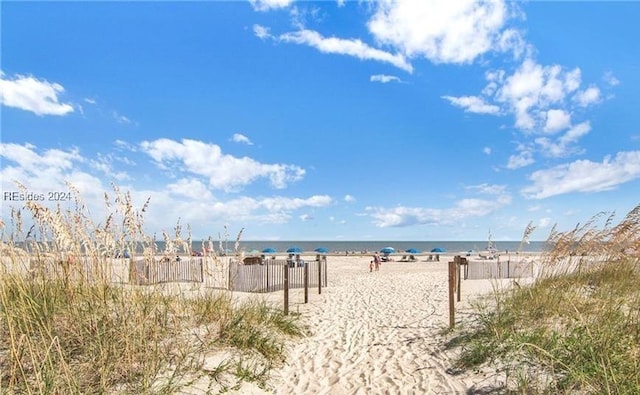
318, 258, 322, 294
304, 259, 309, 303
284, 261, 289, 315
448, 259, 456, 329
266, 260, 270, 292
457, 257, 462, 302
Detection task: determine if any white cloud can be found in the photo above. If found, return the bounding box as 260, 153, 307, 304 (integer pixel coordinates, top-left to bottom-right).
538, 217, 552, 228
535, 121, 591, 158
442, 95, 500, 114
0, 72, 74, 116
483, 147, 492, 155
367, 0, 516, 64
232, 133, 254, 145
465, 183, 507, 195
167, 178, 214, 200
0, 141, 332, 238
344, 194, 356, 202
91, 153, 131, 181
253, 24, 272, 40
113, 111, 132, 124
366, 191, 511, 227
506, 144, 535, 169
370, 74, 401, 83
603, 71, 620, 87
522, 151, 640, 199
300, 213, 314, 221
0, 143, 105, 207
543, 109, 571, 134
140, 138, 305, 191
495, 59, 581, 131
278, 29, 413, 73
249, 0, 294, 12
574, 85, 601, 107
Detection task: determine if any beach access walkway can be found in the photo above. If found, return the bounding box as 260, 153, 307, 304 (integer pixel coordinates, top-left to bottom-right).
266, 256, 490, 394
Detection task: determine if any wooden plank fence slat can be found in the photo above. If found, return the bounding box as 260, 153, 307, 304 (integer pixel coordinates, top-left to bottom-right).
230, 258, 327, 293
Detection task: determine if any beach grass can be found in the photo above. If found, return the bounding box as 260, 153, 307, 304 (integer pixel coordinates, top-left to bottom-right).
0, 184, 302, 394
452, 205, 640, 393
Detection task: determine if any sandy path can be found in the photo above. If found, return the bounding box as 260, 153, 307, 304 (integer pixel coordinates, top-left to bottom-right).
266, 256, 474, 394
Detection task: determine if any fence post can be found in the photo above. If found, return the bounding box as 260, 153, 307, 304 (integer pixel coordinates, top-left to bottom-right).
449, 259, 456, 329
318, 258, 322, 294
456, 256, 462, 302
304, 260, 309, 303
266, 261, 270, 292
284, 261, 289, 315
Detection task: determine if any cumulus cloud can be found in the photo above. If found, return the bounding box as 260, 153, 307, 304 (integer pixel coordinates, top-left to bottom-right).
0, 72, 74, 116
232, 133, 254, 145
249, 0, 294, 12
253, 24, 272, 40
91, 153, 131, 181
344, 194, 356, 202
366, 189, 511, 227
522, 151, 640, 199
574, 85, 601, 107
441, 95, 500, 114
495, 59, 582, 131
139, 138, 305, 191
0, 141, 333, 237
300, 213, 314, 221
367, 0, 517, 64
0, 143, 104, 207
278, 29, 413, 73
370, 74, 401, 83
506, 144, 535, 169
603, 71, 620, 87
535, 121, 591, 158
543, 109, 571, 134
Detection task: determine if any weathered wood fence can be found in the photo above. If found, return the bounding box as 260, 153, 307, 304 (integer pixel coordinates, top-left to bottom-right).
131, 257, 204, 285
229, 258, 328, 293
463, 258, 533, 280
23, 255, 329, 298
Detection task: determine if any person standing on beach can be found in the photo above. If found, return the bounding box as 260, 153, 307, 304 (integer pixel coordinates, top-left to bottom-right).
373, 252, 381, 271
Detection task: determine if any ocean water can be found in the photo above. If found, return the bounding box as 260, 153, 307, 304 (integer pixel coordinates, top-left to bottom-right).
11, 240, 548, 255
192, 240, 548, 254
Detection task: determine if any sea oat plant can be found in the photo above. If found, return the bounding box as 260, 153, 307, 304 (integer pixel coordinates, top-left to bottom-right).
453, 204, 640, 393
0, 183, 301, 394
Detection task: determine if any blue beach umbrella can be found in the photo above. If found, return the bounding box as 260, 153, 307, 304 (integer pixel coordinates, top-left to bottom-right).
380, 247, 395, 254
405, 248, 420, 254
431, 247, 446, 253
262, 247, 277, 253
286, 246, 302, 253
314, 247, 329, 253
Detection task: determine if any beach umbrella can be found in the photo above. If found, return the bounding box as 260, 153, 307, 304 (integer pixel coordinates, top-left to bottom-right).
314, 247, 329, 253
380, 247, 395, 254
430, 247, 446, 253
405, 248, 420, 254
262, 247, 277, 253
286, 246, 302, 253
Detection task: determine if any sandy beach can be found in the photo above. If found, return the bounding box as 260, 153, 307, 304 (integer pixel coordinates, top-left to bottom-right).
195, 254, 527, 394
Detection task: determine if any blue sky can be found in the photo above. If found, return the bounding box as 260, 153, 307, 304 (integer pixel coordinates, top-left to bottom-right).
1, 0, 639, 242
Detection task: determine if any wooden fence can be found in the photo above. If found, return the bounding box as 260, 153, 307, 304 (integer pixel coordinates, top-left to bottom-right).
229, 258, 328, 293
21, 255, 329, 294
463, 258, 534, 280
131, 257, 204, 285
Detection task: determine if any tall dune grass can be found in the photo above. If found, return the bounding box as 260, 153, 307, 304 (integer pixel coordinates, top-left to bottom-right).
453, 205, 640, 393
0, 184, 301, 393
